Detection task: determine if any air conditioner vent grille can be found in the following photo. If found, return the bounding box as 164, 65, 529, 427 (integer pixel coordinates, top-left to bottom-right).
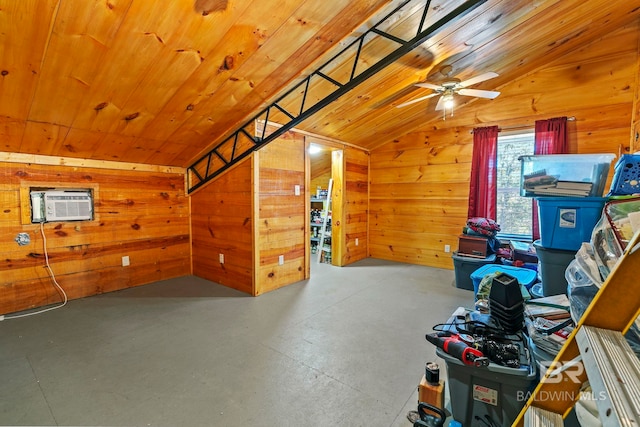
44, 191, 93, 222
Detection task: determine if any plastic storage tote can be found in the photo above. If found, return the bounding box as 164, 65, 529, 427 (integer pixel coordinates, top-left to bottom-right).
537, 196, 606, 251
436, 346, 537, 427
452, 252, 497, 291
519, 153, 615, 197
470, 264, 537, 296
533, 240, 576, 296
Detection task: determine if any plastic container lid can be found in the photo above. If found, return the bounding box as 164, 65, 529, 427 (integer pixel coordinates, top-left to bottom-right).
565, 258, 595, 288
471, 264, 538, 287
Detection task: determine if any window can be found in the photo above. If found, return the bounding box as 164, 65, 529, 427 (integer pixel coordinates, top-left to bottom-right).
496, 132, 534, 238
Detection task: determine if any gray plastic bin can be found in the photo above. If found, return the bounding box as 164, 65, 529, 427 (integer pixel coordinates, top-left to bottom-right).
533, 240, 576, 296
452, 252, 497, 291
437, 346, 537, 427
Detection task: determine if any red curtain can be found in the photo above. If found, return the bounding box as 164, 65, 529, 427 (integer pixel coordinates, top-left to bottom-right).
532, 117, 568, 240
468, 126, 499, 220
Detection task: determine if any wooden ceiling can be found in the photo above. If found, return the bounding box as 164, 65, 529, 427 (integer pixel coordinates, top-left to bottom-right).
2, 0, 640, 168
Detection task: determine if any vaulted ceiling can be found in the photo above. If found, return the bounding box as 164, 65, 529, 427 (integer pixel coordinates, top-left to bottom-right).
1, 0, 639, 168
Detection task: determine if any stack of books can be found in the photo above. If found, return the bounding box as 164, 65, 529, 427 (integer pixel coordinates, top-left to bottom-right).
527, 180, 593, 197
523, 170, 593, 197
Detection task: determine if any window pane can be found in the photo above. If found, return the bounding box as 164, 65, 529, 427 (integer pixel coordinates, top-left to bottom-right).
496, 133, 534, 237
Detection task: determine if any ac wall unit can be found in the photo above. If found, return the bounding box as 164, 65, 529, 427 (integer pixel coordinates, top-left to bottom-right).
44, 190, 93, 222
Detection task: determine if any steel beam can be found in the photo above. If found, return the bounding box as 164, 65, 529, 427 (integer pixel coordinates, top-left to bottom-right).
187, 0, 486, 193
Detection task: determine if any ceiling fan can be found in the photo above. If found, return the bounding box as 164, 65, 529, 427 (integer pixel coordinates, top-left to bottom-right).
396, 65, 500, 117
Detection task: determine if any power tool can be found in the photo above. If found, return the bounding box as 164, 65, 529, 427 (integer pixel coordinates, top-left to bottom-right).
425, 332, 489, 367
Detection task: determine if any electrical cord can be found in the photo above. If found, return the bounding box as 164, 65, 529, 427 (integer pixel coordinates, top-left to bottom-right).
433, 319, 524, 342
0, 222, 68, 321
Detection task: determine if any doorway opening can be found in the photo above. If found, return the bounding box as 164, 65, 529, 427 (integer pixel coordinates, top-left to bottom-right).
308, 140, 343, 271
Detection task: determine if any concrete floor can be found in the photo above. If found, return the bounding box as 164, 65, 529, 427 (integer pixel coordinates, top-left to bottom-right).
0, 258, 474, 426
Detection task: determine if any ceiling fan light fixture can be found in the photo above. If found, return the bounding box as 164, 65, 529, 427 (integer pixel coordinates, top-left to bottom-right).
440, 93, 455, 119
443, 94, 455, 109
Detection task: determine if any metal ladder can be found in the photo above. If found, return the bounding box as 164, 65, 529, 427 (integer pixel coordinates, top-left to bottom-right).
317, 179, 333, 263
514, 231, 640, 426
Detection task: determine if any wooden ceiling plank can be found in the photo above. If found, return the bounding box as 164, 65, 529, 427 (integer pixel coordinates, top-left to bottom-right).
382, 27, 638, 138
66, 0, 241, 135
172, 0, 392, 164
110, 1, 264, 140
166, 0, 358, 144
322, 0, 640, 149
68, 2, 188, 133
0, 0, 59, 118
61, 128, 107, 159
28, 0, 134, 126
137, 22, 266, 141
300, 0, 553, 145
19, 121, 70, 156
0, 116, 27, 153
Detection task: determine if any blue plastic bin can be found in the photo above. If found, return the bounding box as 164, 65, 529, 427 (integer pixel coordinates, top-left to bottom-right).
471, 264, 538, 296
537, 197, 606, 251
607, 154, 640, 196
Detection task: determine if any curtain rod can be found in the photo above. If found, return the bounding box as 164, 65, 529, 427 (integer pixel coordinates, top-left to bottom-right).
470, 116, 576, 134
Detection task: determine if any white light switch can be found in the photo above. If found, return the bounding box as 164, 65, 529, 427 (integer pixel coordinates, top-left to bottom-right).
219, 253, 224, 263
122, 256, 130, 266
278, 255, 284, 265
294, 185, 300, 196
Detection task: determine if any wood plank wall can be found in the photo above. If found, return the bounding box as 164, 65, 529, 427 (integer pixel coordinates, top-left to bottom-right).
255, 131, 306, 295
310, 149, 332, 192
342, 146, 369, 265
307, 145, 369, 266
191, 159, 254, 294
190, 122, 369, 296
369, 23, 639, 270
0, 160, 190, 315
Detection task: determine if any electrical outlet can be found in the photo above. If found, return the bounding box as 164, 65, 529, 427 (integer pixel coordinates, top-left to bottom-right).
355, 238, 359, 246
122, 256, 130, 267
294, 185, 300, 196
278, 255, 284, 265
444, 244, 451, 253
219, 253, 224, 264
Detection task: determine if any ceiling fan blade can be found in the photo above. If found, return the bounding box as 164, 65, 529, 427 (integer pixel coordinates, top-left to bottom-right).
415, 82, 442, 90
458, 72, 498, 87
435, 95, 446, 111
457, 88, 501, 99
396, 92, 439, 108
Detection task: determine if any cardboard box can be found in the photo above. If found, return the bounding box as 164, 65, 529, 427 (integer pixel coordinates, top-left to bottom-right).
458, 234, 489, 258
